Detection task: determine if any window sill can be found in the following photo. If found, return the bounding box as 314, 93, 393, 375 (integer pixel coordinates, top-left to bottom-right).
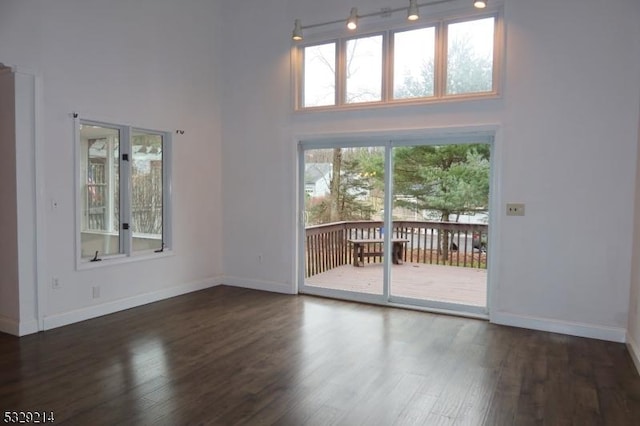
293, 91, 501, 114
76, 249, 174, 271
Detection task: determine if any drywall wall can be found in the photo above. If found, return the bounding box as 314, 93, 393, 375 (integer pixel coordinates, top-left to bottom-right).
0, 0, 223, 332
0, 68, 20, 331
219, 0, 640, 340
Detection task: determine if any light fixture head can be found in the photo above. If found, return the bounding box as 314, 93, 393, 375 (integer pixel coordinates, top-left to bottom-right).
474, 0, 487, 8
408, 0, 419, 21
292, 19, 303, 41
347, 7, 358, 30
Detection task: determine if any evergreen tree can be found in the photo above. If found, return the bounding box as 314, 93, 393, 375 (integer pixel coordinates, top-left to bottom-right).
306, 151, 378, 225
392, 144, 490, 259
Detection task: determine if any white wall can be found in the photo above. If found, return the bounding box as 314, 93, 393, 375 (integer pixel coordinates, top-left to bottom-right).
219, 0, 640, 340
493, 0, 640, 340
0, 0, 223, 332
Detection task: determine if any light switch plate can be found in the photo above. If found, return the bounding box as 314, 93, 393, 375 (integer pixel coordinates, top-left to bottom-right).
506, 203, 525, 216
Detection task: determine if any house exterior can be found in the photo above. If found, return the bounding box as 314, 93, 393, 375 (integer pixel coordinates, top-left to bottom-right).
304, 163, 332, 198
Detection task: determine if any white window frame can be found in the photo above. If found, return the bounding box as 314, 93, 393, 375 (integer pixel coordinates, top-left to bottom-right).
293, 7, 503, 112
74, 116, 173, 269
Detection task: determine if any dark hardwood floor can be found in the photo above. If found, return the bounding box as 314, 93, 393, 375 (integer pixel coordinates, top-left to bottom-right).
1, 286, 639, 425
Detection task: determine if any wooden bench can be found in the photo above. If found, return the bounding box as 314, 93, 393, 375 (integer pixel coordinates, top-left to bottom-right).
348, 238, 409, 267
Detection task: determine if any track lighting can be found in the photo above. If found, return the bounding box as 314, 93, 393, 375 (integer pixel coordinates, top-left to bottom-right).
292, 19, 303, 41
347, 7, 358, 30
408, 0, 419, 21
292, 1, 485, 42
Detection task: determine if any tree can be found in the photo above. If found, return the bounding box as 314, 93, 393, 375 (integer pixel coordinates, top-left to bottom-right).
306, 151, 377, 225
394, 60, 434, 99
395, 29, 492, 98
392, 144, 490, 259
329, 148, 343, 221
446, 33, 493, 94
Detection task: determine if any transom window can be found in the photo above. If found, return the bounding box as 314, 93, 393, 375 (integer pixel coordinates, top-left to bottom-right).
296, 13, 500, 110
76, 119, 172, 265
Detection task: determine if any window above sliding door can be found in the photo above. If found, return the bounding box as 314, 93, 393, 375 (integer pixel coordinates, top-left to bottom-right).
295, 9, 502, 111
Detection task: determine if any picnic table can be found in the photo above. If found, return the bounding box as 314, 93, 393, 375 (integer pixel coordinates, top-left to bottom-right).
348, 238, 409, 267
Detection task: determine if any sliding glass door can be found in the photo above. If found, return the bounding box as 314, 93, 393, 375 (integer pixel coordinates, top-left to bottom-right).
388, 143, 489, 314
298, 134, 492, 316
302, 146, 386, 301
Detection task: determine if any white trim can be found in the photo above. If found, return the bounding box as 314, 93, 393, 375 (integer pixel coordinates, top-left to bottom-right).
486, 126, 503, 318
19, 319, 38, 336
76, 249, 174, 271
300, 289, 489, 320
121, 125, 132, 254
292, 140, 302, 294
223, 276, 295, 295
301, 286, 386, 305
13, 71, 40, 336
162, 131, 173, 250
69, 111, 170, 140
390, 295, 488, 316
296, 126, 496, 316
42, 276, 222, 331
390, 301, 487, 319
491, 311, 627, 343
32, 70, 46, 332
383, 141, 393, 299
296, 124, 499, 146
73, 113, 82, 267
627, 334, 640, 375
0, 315, 38, 336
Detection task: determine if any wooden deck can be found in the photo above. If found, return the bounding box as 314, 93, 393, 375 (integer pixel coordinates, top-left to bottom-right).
305, 262, 487, 306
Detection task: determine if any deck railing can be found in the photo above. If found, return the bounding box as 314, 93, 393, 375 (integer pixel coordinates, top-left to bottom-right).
305, 221, 488, 278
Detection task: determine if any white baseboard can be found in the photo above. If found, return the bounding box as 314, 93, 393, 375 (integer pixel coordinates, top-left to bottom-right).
19, 319, 39, 336
0, 315, 39, 337
223, 276, 295, 295
627, 334, 640, 375
42, 276, 222, 331
491, 311, 627, 343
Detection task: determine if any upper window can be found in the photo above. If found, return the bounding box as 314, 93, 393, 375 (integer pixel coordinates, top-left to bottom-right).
303, 42, 336, 107
446, 17, 495, 95
346, 34, 383, 104
393, 26, 436, 99
296, 12, 500, 110
77, 119, 171, 265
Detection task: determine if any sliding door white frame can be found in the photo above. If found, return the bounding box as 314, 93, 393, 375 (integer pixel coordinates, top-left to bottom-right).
296, 126, 500, 319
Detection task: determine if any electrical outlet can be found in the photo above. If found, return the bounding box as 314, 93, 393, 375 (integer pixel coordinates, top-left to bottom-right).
92, 286, 100, 299
506, 203, 525, 216
52, 277, 60, 289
